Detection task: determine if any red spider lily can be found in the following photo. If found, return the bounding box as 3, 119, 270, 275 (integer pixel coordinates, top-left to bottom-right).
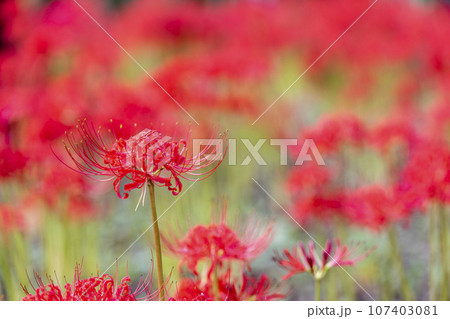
163, 213, 273, 278
30, 161, 99, 219
0, 147, 27, 178
301, 114, 367, 154
168, 278, 212, 301
427, 100, 450, 143
58, 120, 226, 198
235, 273, 284, 301
397, 141, 450, 208
289, 191, 347, 225
369, 116, 419, 155
343, 185, 407, 230
22, 263, 157, 301
0, 204, 24, 234
286, 161, 346, 224
170, 272, 283, 301
275, 239, 373, 280
286, 162, 334, 190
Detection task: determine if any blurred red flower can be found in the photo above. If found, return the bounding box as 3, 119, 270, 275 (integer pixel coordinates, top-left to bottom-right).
370, 116, 419, 155
0, 147, 27, 178
397, 142, 450, 208
164, 213, 273, 277
301, 114, 367, 154
170, 272, 282, 301
344, 185, 406, 230
0, 204, 24, 233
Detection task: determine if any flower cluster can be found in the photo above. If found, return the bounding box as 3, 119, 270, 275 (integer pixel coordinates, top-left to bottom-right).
287, 109, 450, 230
0, 0, 449, 301
1, 0, 449, 223
22, 264, 156, 301
170, 272, 283, 301
164, 212, 282, 301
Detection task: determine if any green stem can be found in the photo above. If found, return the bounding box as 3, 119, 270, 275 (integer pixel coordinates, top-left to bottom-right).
326, 269, 338, 301
0, 237, 13, 300
387, 226, 414, 300
213, 267, 220, 301
429, 209, 437, 300
315, 279, 321, 301
438, 205, 448, 300
381, 262, 392, 300
148, 181, 165, 301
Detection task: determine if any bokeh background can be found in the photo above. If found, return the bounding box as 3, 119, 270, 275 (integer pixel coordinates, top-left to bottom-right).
1, 0, 449, 300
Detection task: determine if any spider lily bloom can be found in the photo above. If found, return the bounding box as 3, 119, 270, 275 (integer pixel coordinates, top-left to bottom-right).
343, 185, 406, 231
59, 120, 226, 300
234, 273, 284, 301
301, 114, 367, 154
369, 116, 419, 155
170, 272, 283, 301
60, 120, 227, 198
0, 147, 28, 179
164, 214, 273, 278
398, 142, 450, 207
169, 278, 212, 301
22, 263, 157, 301
275, 239, 373, 281
286, 162, 345, 223
0, 204, 24, 235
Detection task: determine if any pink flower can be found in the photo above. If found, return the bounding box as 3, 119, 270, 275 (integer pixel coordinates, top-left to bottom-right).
275, 239, 373, 280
